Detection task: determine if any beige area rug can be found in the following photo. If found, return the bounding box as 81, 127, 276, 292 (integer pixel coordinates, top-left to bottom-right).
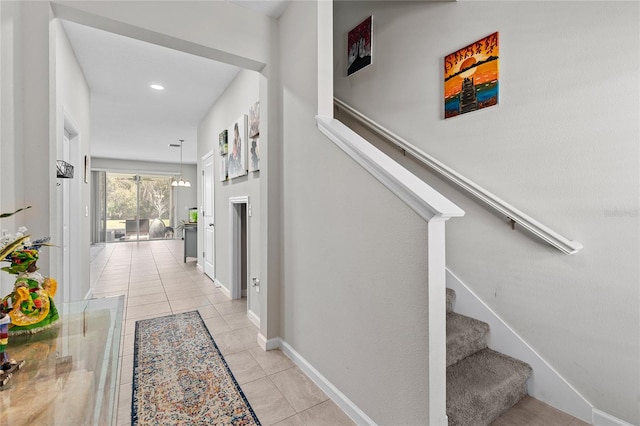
132, 311, 261, 425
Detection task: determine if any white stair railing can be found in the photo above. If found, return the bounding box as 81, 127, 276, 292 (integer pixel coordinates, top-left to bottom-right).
315, 112, 463, 426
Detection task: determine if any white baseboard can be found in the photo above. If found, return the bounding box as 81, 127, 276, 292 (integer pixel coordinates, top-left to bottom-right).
264, 337, 280, 350
215, 279, 231, 298
257, 334, 280, 351
592, 409, 635, 426
196, 263, 204, 273
278, 340, 376, 426
247, 309, 260, 328
257, 333, 267, 350
446, 269, 593, 423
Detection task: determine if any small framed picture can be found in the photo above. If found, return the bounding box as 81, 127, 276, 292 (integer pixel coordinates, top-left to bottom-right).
219, 130, 228, 155
444, 32, 499, 119
347, 16, 373, 76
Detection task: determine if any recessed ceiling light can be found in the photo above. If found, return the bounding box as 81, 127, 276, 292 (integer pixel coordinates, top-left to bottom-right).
150, 84, 164, 90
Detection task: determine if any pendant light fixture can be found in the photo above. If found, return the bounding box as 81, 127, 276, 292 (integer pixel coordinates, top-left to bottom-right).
170, 139, 191, 187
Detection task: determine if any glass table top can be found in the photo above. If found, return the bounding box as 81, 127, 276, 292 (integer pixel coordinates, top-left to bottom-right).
0, 296, 124, 426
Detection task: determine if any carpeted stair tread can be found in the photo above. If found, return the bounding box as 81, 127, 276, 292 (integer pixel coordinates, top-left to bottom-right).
446, 312, 489, 367
447, 348, 532, 426
446, 288, 456, 313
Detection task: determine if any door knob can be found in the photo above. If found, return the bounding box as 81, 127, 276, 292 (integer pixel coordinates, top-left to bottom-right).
209, 223, 214, 227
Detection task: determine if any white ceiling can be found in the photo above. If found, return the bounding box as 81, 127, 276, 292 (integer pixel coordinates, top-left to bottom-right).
60, 1, 289, 165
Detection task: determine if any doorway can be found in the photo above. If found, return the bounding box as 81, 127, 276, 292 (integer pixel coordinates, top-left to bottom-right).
56, 6, 272, 331
202, 152, 215, 279
61, 112, 81, 303
229, 196, 249, 302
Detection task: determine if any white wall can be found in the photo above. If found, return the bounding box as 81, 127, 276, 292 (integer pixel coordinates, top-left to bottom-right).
1, 4, 92, 302
197, 69, 261, 318
334, 2, 639, 424
174, 165, 198, 227
0, 5, 93, 303
53, 18, 91, 301
0, 2, 54, 293
0, 1, 25, 295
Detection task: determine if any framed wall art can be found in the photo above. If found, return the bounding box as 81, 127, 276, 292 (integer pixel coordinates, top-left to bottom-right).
347, 16, 372, 76
248, 101, 260, 172
227, 115, 247, 179
444, 32, 499, 119
219, 129, 228, 155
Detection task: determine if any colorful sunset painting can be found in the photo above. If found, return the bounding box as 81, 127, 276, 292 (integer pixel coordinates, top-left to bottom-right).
444, 32, 499, 119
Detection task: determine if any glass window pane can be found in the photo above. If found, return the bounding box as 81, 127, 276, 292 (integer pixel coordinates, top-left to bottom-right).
103, 173, 174, 242
138, 175, 173, 240
106, 173, 137, 241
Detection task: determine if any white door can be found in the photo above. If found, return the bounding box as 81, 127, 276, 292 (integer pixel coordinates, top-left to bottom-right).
203, 153, 215, 279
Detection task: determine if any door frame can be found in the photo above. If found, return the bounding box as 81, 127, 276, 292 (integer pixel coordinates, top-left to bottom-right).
229, 196, 249, 301
62, 110, 81, 303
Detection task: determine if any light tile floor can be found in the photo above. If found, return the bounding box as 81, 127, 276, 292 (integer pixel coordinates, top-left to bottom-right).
90, 240, 354, 426
91, 240, 591, 426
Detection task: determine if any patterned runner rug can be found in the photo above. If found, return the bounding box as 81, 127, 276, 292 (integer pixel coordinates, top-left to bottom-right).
132, 311, 261, 425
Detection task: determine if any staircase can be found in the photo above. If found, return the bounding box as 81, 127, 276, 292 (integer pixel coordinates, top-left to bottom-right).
446, 288, 532, 426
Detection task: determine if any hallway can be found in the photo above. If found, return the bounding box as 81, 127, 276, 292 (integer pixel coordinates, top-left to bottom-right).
90, 239, 354, 426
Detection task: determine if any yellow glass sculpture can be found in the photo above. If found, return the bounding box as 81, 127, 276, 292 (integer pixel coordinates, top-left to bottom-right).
2, 249, 59, 335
